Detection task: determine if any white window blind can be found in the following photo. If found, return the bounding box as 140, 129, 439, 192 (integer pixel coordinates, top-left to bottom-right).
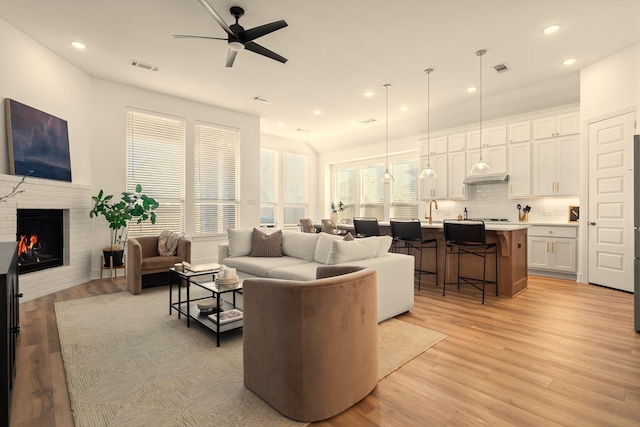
335, 167, 356, 220
360, 163, 384, 219
283, 153, 307, 226
391, 158, 419, 218
126, 108, 185, 236
194, 122, 240, 235
260, 149, 277, 226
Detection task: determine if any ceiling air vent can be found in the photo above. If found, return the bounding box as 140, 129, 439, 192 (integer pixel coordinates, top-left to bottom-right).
296, 128, 311, 133
493, 62, 510, 73
253, 96, 273, 104
360, 118, 376, 124
129, 60, 160, 72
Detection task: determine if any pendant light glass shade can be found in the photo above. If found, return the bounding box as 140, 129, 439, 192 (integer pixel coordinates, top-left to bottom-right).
381, 83, 394, 183
469, 49, 492, 175
419, 68, 437, 180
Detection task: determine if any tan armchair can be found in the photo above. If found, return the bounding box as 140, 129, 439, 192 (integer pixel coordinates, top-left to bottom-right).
243, 266, 378, 422
126, 235, 191, 295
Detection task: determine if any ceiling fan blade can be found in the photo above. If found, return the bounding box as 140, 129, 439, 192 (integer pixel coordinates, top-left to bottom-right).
240, 20, 288, 43
195, 0, 234, 37
245, 41, 287, 63
173, 35, 227, 41
226, 49, 238, 67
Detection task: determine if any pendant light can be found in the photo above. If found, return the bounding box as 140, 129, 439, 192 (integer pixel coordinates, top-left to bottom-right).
469, 49, 492, 175
381, 83, 394, 183
419, 68, 437, 180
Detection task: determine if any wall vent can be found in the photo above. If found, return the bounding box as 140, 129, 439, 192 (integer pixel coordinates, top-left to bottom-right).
253, 96, 273, 104
129, 60, 160, 72
493, 63, 510, 73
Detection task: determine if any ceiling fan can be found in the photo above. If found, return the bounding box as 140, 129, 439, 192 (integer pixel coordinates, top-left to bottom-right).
174, 0, 288, 67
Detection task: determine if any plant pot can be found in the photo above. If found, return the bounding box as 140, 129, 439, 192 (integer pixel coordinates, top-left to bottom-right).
103, 249, 125, 267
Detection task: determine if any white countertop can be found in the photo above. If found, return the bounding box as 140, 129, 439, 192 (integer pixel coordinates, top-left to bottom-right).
376, 221, 529, 231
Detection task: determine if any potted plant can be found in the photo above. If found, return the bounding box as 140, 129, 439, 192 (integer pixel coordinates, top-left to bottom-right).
89, 184, 159, 267
330, 201, 346, 223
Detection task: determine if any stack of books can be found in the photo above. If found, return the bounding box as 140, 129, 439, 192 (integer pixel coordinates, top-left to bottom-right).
208, 308, 243, 324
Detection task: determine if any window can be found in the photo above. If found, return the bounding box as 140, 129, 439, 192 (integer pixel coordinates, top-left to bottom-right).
194, 122, 240, 235
260, 149, 277, 226
391, 158, 419, 218
282, 153, 307, 226
360, 163, 384, 219
334, 167, 356, 220
126, 108, 185, 236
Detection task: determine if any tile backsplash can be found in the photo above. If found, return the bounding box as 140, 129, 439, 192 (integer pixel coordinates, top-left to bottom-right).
421, 182, 579, 223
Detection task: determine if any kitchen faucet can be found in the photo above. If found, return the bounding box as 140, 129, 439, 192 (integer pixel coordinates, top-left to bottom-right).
427, 199, 438, 224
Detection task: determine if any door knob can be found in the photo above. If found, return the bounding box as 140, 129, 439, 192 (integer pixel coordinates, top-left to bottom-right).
589, 222, 596, 226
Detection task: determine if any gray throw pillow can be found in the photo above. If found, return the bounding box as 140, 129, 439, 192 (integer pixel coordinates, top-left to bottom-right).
250, 228, 283, 257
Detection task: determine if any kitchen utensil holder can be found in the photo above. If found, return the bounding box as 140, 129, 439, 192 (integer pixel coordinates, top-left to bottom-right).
519, 212, 528, 222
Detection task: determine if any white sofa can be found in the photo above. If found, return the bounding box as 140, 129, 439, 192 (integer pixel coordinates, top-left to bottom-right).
218, 229, 414, 322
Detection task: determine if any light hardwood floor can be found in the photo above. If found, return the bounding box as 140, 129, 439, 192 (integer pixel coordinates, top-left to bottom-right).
10, 275, 640, 426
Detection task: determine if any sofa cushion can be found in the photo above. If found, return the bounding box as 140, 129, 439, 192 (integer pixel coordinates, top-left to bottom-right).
313, 232, 343, 264
250, 228, 283, 257
158, 229, 184, 256
223, 256, 306, 277
326, 237, 379, 265
228, 229, 253, 257
141, 255, 184, 272
281, 230, 320, 262
374, 235, 393, 257
268, 262, 323, 281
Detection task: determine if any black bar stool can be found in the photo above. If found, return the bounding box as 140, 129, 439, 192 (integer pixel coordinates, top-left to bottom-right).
390, 218, 438, 290
353, 217, 380, 238
442, 220, 498, 304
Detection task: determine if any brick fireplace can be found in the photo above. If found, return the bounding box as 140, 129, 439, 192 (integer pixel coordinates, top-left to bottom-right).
0, 174, 92, 301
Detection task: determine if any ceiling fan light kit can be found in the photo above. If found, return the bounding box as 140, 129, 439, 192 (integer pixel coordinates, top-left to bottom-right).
381, 84, 394, 183
469, 48, 493, 176
174, 1, 288, 67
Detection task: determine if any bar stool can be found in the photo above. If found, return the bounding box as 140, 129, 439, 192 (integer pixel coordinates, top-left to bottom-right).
442, 220, 498, 304
390, 218, 438, 290
353, 217, 380, 238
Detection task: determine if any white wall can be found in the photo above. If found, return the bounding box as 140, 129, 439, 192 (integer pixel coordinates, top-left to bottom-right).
90, 79, 261, 270
0, 18, 91, 183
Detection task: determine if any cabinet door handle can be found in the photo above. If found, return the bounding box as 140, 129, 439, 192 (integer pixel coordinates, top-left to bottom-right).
557, 182, 560, 192
551, 242, 555, 252
546, 242, 549, 251
551, 182, 555, 192
510, 184, 512, 194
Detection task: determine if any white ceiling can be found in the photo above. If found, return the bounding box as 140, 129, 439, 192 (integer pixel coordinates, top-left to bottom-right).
1, 0, 639, 153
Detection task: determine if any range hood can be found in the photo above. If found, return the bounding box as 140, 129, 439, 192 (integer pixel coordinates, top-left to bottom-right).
463, 173, 509, 185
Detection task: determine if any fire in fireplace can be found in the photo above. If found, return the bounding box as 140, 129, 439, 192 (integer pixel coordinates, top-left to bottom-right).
16, 209, 64, 274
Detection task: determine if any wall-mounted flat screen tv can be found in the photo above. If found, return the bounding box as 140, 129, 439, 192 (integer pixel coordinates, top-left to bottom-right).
5, 98, 72, 182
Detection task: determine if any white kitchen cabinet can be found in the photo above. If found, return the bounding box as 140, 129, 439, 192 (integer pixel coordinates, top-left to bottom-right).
448, 133, 466, 152
508, 121, 531, 143
508, 141, 531, 198
448, 151, 467, 200
420, 154, 447, 200
421, 136, 447, 156
467, 125, 507, 149
528, 226, 577, 273
532, 135, 579, 196
533, 112, 579, 140
466, 145, 507, 175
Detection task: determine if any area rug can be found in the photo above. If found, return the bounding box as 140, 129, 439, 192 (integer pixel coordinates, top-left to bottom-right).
55, 286, 446, 426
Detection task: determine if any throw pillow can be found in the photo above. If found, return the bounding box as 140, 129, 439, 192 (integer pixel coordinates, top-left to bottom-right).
326, 237, 379, 265
313, 232, 342, 264
227, 229, 253, 257
158, 229, 184, 256
250, 228, 283, 257
375, 235, 393, 256
343, 232, 355, 241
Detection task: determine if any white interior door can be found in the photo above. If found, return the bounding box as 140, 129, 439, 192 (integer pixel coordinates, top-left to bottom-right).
588, 112, 635, 291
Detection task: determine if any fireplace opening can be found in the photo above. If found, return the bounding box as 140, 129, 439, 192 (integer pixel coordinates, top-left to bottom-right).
17, 209, 64, 274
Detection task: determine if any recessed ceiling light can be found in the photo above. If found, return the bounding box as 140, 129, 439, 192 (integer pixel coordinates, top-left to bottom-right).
349, 121, 356, 126
313, 110, 322, 115
277, 123, 285, 128
71, 41, 86, 49
400, 106, 409, 112
562, 58, 577, 66
364, 91, 374, 97
467, 87, 477, 93
543, 24, 560, 34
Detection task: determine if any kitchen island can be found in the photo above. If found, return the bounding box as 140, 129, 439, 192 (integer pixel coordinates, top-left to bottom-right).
375, 221, 528, 298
